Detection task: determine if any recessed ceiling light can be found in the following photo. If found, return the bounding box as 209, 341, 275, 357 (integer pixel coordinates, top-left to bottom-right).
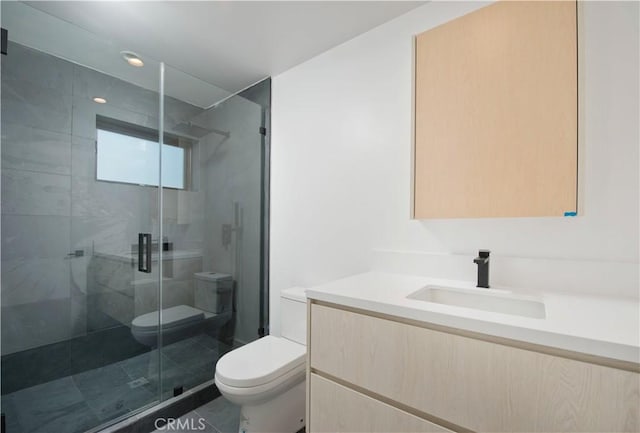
121, 51, 144, 67
92, 97, 107, 104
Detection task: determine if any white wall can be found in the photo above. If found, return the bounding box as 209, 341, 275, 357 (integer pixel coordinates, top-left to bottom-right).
270, 1, 639, 336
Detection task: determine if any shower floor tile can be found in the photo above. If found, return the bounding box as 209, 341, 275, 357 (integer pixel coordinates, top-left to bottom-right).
73, 363, 156, 422
145, 363, 213, 400
119, 350, 179, 380
73, 363, 131, 398
2, 376, 99, 433
1, 334, 225, 433
161, 337, 217, 371
29, 402, 99, 433
0, 393, 24, 432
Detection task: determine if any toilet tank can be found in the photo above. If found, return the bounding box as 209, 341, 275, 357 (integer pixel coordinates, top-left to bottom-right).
281, 287, 307, 345
194, 272, 233, 314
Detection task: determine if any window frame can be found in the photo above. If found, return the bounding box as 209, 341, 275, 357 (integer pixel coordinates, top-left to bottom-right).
95, 115, 193, 190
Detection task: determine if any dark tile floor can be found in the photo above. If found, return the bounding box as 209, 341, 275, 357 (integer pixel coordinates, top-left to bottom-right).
1, 325, 148, 395
0, 334, 230, 433
151, 397, 241, 433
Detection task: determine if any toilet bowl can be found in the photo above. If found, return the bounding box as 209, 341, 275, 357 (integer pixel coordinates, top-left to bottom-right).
131, 304, 230, 346
131, 272, 233, 347
215, 287, 307, 433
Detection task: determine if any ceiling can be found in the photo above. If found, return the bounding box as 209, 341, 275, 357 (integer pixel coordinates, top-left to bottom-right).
9, 1, 424, 105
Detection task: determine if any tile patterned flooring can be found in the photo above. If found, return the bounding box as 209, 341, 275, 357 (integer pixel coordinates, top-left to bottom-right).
151, 397, 241, 433
0, 334, 231, 433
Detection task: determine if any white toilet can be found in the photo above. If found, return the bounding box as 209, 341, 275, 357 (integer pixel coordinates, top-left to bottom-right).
215, 287, 307, 433
131, 272, 233, 346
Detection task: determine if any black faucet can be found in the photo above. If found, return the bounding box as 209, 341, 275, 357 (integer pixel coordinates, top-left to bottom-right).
473, 250, 490, 288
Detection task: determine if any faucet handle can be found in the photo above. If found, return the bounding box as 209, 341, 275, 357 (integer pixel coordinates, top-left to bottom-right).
478, 249, 491, 258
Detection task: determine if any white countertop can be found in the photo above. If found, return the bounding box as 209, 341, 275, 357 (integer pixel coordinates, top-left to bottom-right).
306, 272, 640, 364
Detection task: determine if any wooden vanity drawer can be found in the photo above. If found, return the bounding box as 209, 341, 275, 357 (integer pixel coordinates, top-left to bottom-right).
310, 373, 452, 433
310, 303, 639, 432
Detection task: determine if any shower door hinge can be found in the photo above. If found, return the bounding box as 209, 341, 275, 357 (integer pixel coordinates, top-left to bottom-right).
1, 28, 8, 56
259, 127, 267, 136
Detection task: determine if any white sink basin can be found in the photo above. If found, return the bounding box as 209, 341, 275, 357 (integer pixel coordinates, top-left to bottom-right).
407, 285, 546, 319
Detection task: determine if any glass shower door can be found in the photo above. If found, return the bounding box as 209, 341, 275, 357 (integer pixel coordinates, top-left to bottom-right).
0, 3, 164, 431
1, 3, 271, 432
73, 64, 164, 418
156, 65, 268, 398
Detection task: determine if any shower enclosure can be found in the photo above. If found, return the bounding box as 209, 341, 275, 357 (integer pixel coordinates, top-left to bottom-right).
0, 3, 270, 432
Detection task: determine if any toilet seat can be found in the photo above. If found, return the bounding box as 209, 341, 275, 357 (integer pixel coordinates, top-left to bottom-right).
214, 336, 306, 406
215, 336, 305, 388
131, 305, 204, 333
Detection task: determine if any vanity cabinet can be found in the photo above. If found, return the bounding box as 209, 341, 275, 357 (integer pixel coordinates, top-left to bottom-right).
307, 302, 639, 432
413, 1, 578, 218
310, 374, 451, 433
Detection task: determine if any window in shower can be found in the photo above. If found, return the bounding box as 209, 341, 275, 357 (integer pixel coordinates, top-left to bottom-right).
96, 116, 191, 189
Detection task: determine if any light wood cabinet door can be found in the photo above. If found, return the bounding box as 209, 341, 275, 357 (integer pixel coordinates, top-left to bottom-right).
309, 373, 452, 433
413, 1, 578, 218
310, 303, 640, 432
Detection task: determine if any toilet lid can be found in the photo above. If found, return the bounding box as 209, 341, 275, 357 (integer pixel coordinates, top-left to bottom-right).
215, 335, 305, 388
132, 305, 204, 331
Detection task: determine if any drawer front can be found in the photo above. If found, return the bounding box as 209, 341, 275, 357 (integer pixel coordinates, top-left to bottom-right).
310, 303, 640, 432
310, 373, 452, 433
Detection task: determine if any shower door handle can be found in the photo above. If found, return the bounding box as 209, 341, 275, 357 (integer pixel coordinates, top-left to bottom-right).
138, 233, 152, 273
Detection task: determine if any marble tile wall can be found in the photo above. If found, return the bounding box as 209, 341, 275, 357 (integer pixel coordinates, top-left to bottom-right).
1, 42, 75, 355
2, 124, 71, 175
200, 93, 264, 345
1, 41, 204, 355
1, 41, 268, 358
88, 255, 203, 328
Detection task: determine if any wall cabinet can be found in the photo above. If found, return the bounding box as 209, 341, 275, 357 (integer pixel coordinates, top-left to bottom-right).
307, 302, 639, 432
413, 1, 578, 218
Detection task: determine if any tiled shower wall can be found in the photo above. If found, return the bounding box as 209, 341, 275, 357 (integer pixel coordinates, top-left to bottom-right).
0, 42, 202, 355
198, 94, 264, 345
